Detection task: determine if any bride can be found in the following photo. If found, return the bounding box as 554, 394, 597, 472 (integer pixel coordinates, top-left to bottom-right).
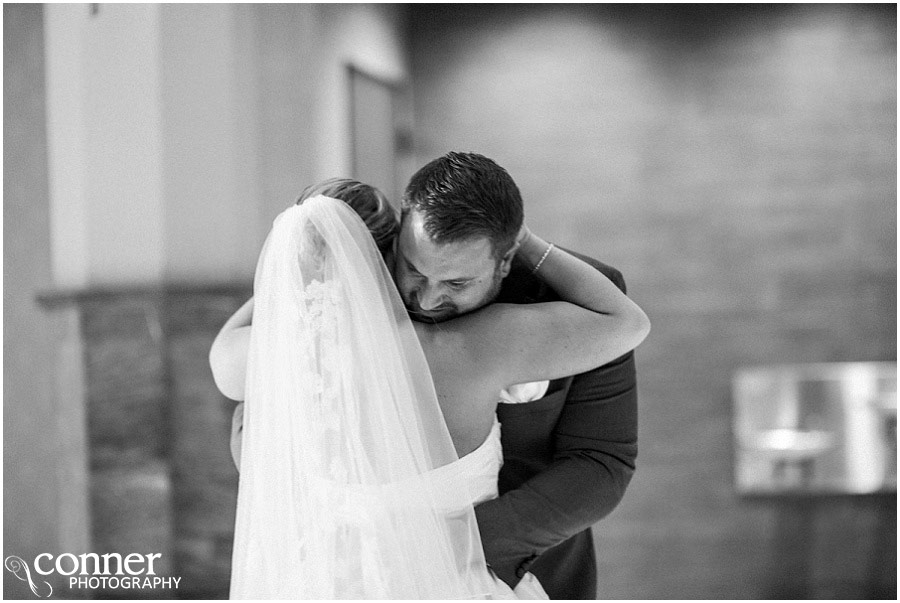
211, 180, 649, 599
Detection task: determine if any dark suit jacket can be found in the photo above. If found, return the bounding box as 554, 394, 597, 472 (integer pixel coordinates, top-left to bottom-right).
477, 252, 638, 599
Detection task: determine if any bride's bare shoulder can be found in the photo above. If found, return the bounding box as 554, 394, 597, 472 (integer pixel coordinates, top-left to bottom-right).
416, 303, 533, 365
458, 302, 538, 333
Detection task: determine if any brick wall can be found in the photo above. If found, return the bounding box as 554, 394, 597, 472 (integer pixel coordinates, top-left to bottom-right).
45, 287, 247, 599
409, 4, 896, 598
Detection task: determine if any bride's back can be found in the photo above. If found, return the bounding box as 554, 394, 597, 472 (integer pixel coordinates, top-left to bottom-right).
413, 317, 517, 457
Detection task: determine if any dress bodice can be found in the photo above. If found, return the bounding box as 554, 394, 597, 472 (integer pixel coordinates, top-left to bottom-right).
230, 381, 548, 512
330, 381, 551, 513
443, 418, 504, 506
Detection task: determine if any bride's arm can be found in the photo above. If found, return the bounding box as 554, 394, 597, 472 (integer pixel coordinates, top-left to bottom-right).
466, 227, 649, 385
209, 297, 253, 401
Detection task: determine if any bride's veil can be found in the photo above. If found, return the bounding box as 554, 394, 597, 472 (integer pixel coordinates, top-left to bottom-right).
230, 195, 496, 599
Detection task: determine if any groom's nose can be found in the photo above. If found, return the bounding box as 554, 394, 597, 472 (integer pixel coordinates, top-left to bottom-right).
416, 283, 446, 311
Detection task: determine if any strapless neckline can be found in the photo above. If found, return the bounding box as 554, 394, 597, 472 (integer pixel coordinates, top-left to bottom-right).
459, 417, 502, 460
309, 419, 503, 517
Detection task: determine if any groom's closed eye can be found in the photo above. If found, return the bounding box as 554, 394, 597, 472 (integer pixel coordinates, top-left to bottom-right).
402, 257, 472, 289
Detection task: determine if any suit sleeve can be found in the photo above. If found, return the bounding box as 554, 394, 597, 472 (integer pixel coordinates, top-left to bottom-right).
475, 266, 639, 587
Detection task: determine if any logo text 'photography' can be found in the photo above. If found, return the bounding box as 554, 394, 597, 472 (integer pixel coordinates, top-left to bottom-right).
5, 552, 182, 598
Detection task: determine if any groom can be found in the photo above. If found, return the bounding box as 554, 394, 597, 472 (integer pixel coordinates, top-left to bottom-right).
391, 152, 638, 599
226, 153, 638, 599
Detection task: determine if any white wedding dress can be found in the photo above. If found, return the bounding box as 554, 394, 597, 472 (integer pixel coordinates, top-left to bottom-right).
229, 409, 548, 599
229, 410, 548, 598
229, 196, 547, 599
441, 418, 548, 599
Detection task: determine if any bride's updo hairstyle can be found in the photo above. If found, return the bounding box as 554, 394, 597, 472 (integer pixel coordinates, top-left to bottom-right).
296, 178, 399, 255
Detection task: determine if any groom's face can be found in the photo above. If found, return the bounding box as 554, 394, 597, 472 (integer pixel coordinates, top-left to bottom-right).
394, 210, 506, 323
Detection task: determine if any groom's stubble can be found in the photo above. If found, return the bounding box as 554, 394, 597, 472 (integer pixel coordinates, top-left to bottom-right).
404, 267, 504, 324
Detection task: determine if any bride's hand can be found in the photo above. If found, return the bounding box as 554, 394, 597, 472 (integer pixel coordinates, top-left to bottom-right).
515, 223, 533, 249
514, 224, 553, 269
510, 223, 540, 269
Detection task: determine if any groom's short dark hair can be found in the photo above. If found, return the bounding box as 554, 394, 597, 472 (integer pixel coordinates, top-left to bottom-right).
401, 152, 523, 261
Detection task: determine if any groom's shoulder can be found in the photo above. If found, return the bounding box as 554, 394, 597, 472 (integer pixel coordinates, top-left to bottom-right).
497, 248, 626, 304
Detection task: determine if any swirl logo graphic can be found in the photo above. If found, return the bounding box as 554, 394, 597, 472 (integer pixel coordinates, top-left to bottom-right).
5, 556, 53, 598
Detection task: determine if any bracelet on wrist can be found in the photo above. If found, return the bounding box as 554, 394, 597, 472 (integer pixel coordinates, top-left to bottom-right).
531, 242, 555, 275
